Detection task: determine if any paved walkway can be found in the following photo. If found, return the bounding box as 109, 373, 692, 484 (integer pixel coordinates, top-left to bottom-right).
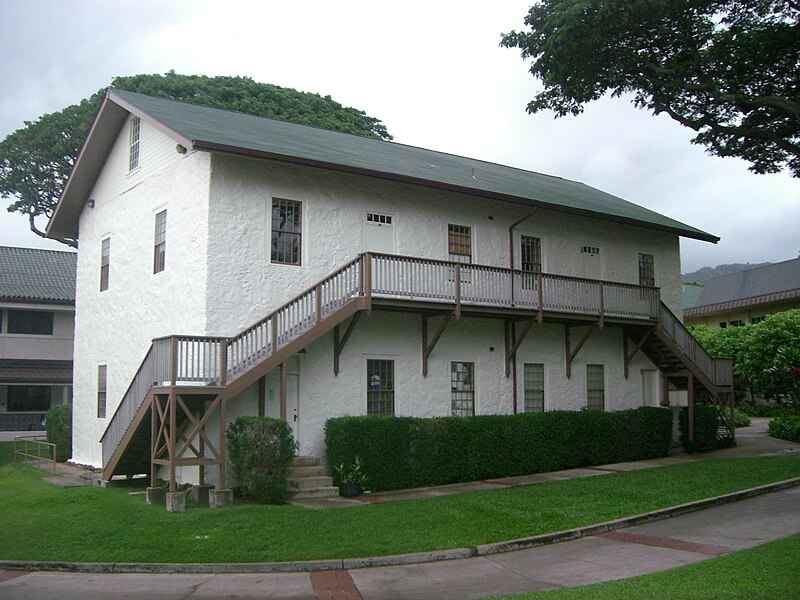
1, 487, 798, 599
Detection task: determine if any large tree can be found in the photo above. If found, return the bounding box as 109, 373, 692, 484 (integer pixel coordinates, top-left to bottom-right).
0, 73, 392, 248
501, 0, 800, 177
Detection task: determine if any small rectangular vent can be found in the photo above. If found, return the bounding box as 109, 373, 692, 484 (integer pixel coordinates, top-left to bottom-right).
581, 245, 600, 255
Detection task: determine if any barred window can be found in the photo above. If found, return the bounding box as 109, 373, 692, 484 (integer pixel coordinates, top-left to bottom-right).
521, 236, 542, 273
153, 210, 167, 273
271, 199, 302, 265
97, 365, 107, 419
367, 359, 394, 415
451, 361, 475, 416
100, 237, 110, 292
448, 224, 472, 263
129, 116, 141, 171
586, 364, 605, 411
638, 253, 655, 287
7, 310, 54, 335
523, 363, 545, 413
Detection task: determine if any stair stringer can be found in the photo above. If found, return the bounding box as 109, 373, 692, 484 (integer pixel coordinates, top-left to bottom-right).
101, 390, 154, 481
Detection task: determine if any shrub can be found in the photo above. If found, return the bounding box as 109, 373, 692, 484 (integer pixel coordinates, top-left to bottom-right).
226, 417, 296, 503
679, 404, 719, 453
734, 412, 752, 428
325, 407, 672, 492
768, 415, 800, 443
737, 403, 800, 418
45, 404, 72, 462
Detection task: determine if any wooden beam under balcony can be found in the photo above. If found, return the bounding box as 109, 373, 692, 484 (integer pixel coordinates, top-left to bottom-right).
505, 318, 536, 377
422, 312, 454, 376
565, 324, 597, 379
333, 312, 363, 376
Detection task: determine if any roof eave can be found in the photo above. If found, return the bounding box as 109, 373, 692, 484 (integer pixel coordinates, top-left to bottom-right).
194, 140, 720, 244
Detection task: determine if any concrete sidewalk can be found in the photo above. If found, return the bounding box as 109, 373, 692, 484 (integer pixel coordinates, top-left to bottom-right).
1, 486, 798, 599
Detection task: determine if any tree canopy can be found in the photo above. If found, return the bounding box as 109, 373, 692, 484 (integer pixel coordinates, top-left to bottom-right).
0, 72, 392, 247
501, 0, 800, 177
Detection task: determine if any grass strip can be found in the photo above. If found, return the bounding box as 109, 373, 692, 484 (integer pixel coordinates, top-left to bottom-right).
491, 533, 800, 599
0, 455, 798, 564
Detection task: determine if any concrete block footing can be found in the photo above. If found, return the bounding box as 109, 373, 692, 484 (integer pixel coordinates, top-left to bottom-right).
146, 487, 166, 505
166, 492, 186, 513
191, 484, 214, 506
209, 488, 233, 508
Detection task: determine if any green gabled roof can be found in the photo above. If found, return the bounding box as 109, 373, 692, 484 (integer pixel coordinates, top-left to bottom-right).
0, 246, 77, 304
49, 88, 718, 243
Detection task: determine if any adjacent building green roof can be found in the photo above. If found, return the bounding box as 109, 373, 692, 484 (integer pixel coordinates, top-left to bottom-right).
49, 88, 719, 243
0, 246, 77, 304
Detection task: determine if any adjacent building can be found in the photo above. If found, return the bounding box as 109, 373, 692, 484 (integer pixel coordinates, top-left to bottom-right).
0, 246, 76, 432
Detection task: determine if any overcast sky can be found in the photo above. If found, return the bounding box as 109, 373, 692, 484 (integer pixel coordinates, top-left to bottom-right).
1, 0, 797, 272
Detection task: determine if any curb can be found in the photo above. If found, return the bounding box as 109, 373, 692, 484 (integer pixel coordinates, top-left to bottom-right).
2, 477, 798, 574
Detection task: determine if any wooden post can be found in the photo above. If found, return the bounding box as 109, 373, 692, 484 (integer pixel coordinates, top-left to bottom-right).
421, 314, 428, 377
169, 392, 176, 493
363, 253, 372, 312
687, 373, 695, 444
537, 272, 544, 325
150, 394, 157, 488
219, 396, 226, 490
454, 263, 461, 318
220, 339, 228, 386
598, 281, 605, 329
660, 373, 670, 407
279, 362, 287, 421
170, 336, 178, 387
258, 376, 266, 417
198, 407, 205, 487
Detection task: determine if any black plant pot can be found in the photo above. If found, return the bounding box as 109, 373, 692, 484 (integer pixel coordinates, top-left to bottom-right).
339, 483, 361, 497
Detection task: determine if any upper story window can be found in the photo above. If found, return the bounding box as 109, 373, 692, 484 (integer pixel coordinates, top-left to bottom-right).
521, 235, 542, 273
751, 316, 766, 324
7, 310, 54, 335
366, 212, 392, 225
271, 198, 302, 265
129, 116, 141, 172
638, 253, 655, 287
153, 210, 167, 274
729, 319, 745, 327
367, 359, 395, 416
100, 237, 110, 292
448, 224, 472, 263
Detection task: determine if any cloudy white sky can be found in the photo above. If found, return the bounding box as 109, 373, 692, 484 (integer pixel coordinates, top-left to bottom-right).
0, 0, 797, 272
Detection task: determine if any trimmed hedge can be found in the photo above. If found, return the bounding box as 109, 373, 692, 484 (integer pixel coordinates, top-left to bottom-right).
768, 414, 800, 443
226, 417, 296, 503
678, 404, 719, 453
45, 404, 72, 462
737, 403, 800, 418
325, 407, 672, 492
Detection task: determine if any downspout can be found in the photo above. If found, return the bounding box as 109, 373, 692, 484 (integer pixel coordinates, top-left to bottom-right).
508, 208, 538, 415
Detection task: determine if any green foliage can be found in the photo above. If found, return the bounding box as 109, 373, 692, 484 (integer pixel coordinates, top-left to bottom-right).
332, 455, 367, 487
45, 404, 72, 462
325, 408, 673, 492
501, 1, 800, 177
226, 416, 296, 504
678, 404, 720, 453
692, 310, 800, 401
0, 72, 392, 246
737, 403, 800, 417
768, 414, 800, 442
734, 411, 752, 428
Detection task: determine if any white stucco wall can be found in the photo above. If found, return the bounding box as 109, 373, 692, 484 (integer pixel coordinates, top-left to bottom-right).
71, 117, 212, 467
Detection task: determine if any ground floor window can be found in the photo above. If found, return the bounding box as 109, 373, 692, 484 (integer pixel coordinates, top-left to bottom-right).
451, 361, 475, 416
6, 386, 52, 412
523, 363, 545, 412
586, 364, 605, 411
367, 359, 394, 415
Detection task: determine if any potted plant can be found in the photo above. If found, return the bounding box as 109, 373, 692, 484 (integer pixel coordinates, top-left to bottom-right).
334, 455, 367, 497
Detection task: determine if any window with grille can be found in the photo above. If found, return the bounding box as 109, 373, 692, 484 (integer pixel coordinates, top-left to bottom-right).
638, 253, 655, 287
129, 116, 141, 171
586, 364, 605, 411
271, 199, 302, 265
523, 363, 545, 412
448, 224, 472, 263
451, 361, 475, 416
7, 386, 52, 412
153, 210, 167, 273
521, 235, 542, 290
97, 365, 107, 419
367, 359, 394, 415
100, 237, 110, 292
366, 212, 392, 225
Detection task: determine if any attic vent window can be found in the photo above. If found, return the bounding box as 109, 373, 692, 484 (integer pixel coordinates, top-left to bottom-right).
129, 116, 141, 171
581, 245, 600, 255
367, 212, 392, 225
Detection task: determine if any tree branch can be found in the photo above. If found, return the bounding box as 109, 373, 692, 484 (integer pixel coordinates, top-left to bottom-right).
26, 211, 77, 248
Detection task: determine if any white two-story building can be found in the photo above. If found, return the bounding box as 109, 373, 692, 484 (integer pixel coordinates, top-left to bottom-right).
48, 89, 733, 491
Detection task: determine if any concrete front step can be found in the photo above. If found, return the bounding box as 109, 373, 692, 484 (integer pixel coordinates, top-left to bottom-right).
292, 456, 321, 468
288, 475, 334, 491
291, 465, 328, 478
287, 486, 340, 500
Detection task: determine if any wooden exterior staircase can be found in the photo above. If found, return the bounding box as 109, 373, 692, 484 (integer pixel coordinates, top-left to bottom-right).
99, 252, 735, 489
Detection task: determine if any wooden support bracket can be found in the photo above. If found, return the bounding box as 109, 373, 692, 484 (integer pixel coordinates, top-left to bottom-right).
565, 324, 597, 379
623, 330, 652, 378
333, 312, 363, 376
505, 319, 535, 377
422, 312, 453, 377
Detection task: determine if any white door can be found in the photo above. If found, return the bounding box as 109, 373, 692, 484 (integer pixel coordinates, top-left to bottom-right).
286, 356, 300, 449
581, 245, 602, 279
641, 369, 657, 406
364, 211, 394, 254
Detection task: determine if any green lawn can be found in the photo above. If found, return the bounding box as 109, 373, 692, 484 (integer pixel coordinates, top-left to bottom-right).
0, 455, 798, 563
491, 534, 800, 599
0, 442, 14, 466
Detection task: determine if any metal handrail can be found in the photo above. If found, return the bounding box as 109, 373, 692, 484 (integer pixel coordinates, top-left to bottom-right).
14, 435, 57, 474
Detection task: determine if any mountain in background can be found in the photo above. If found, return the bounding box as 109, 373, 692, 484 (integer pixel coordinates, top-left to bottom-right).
682, 262, 772, 285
